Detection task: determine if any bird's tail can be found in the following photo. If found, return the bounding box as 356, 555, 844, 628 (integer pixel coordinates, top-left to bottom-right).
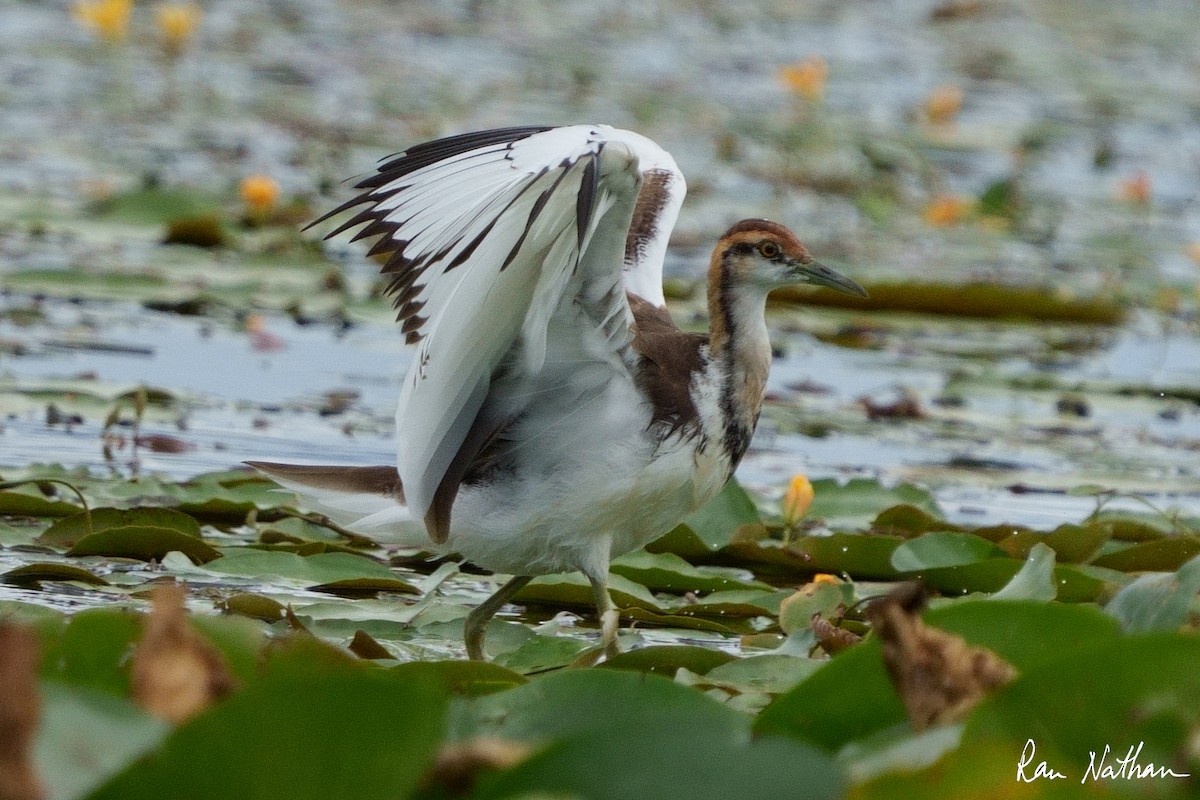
243, 461, 426, 545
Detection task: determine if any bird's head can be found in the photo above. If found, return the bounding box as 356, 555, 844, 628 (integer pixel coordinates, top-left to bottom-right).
714, 219, 867, 297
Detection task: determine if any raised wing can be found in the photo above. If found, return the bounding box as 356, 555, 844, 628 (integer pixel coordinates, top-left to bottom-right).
312, 124, 686, 537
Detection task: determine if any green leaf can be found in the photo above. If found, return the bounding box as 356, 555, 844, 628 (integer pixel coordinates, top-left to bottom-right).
916, 560, 1109, 602
35, 682, 170, 800
203, 549, 417, 592
1091, 537, 1200, 572
891, 532, 1004, 571
39, 608, 142, 696
871, 504, 959, 536
0, 488, 81, 517
778, 581, 851, 635
89, 662, 448, 800
704, 654, 825, 695
990, 542, 1057, 601
648, 480, 762, 555
2, 561, 110, 588
720, 534, 904, 580
610, 550, 770, 594
388, 660, 526, 696
757, 601, 1121, 750
808, 478, 938, 528
460, 671, 844, 800
39, 507, 201, 548
963, 635, 1200, 784
515, 572, 664, 613
491, 633, 591, 673
599, 644, 737, 677
68, 525, 220, 564
475, 723, 842, 800
1105, 553, 1200, 632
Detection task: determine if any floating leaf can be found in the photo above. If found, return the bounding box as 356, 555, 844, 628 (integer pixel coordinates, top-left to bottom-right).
722, 534, 904, 580
68, 525, 220, 564
703, 654, 824, 696
465, 675, 839, 797
39, 608, 142, 696
1091, 537, 1200, 572
808, 479, 939, 528
203, 549, 417, 593
2, 562, 110, 588
914, 559, 1109, 601
1105, 553, 1200, 632
599, 645, 737, 677
891, 532, 1004, 572
216, 592, 287, 622
492, 634, 591, 674
0, 489, 80, 517
515, 572, 663, 613
989, 543, 1056, 601
39, 507, 201, 549
778, 581, 850, 635
88, 663, 448, 800
610, 550, 769, 594
649, 480, 762, 556
36, 682, 170, 800
871, 504, 958, 536
963, 635, 1200, 784
757, 601, 1121, 750
388, 660, 526, 696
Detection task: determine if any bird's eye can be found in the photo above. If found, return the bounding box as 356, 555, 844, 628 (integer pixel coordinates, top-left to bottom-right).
757, 241, 781, 258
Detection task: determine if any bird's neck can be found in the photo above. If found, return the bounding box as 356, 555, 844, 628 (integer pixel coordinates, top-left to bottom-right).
706, 252, 772, 467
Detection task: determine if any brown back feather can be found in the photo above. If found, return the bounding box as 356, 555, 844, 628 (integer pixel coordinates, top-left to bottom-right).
628, 294, 707, 438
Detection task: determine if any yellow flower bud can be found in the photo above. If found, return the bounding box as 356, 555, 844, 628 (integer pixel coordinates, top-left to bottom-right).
781, 474, 814, 528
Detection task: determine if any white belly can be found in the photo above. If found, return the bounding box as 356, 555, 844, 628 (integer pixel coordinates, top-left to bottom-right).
442, 377, 729, 576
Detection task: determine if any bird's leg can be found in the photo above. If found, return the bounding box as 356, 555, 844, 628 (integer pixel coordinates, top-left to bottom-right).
465, 574, 532, 661
584, 568, 621, 659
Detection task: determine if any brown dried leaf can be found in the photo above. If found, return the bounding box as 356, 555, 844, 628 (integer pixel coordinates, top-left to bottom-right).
131, 583, 238, 724
422, 737, 532, 797
0, 624, 45, 800
812, 616, 861, 656
865, 583, 1016, 730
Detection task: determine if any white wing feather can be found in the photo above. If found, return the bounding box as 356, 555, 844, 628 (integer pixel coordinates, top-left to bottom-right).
316, 124, 686, 525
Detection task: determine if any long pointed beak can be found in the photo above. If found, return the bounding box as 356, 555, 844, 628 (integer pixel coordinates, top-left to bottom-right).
794, 260, 869, 297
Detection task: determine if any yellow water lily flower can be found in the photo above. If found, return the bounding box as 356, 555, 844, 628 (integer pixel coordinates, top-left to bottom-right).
779, 57, 828, 102
240, 174, 280, 216
156, 3, 201, 56
72, 0, 132, 42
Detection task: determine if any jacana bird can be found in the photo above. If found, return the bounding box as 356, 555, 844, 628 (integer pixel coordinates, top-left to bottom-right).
248, 124, 866, 660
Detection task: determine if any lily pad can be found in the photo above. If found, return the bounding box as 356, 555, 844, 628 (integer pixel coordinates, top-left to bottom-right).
2, 561, 110, 588
807, 479, 939, 528
610, 550, 769, 594
515, 572, 664, 613
648, 479, 762, 556
1105, 553, 1200, 632
203, 549, 418, 593
891, 532, 1005, 571
599, 644, 738, 677
39, 507, 201, 549
756, 601, 1122, 751
36, 682, 171, 800
0, 488, 81, 517
87, 662, 449, 800
990, 542, 1057, 601
1090, 537, 1200, 572
68, 525, 220, 564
